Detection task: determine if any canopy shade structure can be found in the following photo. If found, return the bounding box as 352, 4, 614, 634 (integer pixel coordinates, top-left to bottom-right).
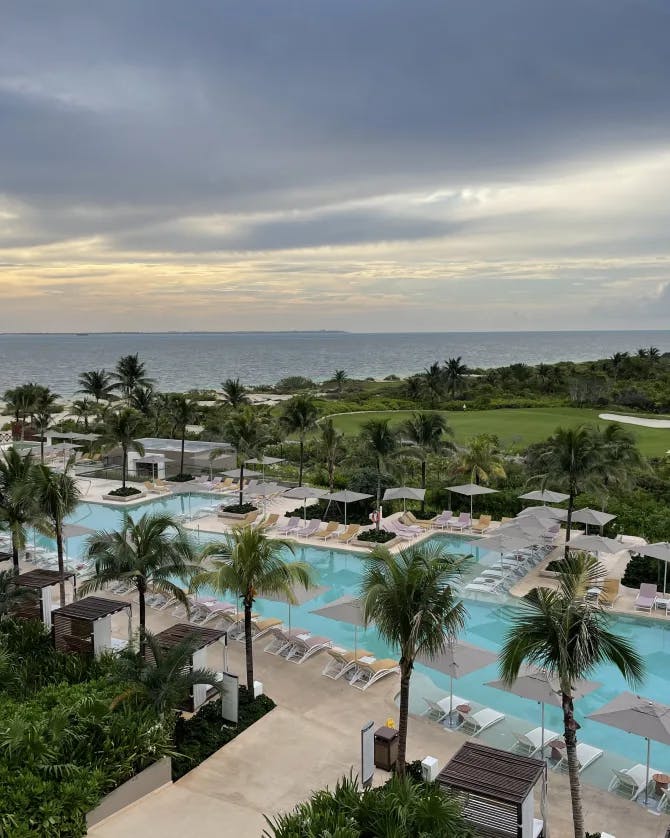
447, 483, 498, 520
587, 692, 670, 804
566, 533, 625, 555
559, 507, 616, 532
283, 485, 328, 522
486, 665, 601, 756
518, 489, 570, 504
517, 505, 563, 521
418, 640, 497, 726
311, 595, 367, 655
637, 542, 670, 594
321, 490, 372, 525
383, 486, 426, 511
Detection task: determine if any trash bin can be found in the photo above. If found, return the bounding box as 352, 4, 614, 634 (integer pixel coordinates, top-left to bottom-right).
374, 725, 399, 771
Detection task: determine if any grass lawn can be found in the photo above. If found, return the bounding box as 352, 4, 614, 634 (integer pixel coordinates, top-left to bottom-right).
326, 407, 670, 458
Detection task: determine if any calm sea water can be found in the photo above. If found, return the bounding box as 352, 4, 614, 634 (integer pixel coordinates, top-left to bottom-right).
2, 330, 670, 397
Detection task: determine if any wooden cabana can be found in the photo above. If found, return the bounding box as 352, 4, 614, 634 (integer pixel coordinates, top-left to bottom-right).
437, 741, 547, 838
12, 569, 76, 629
150, 623, 227, 712
52, 596, 132, 657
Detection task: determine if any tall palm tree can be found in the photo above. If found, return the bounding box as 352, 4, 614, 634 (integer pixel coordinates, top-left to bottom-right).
332, 369, 348, 394
0, 448, 42, 570
499, 552, 644, 838
456, 433, 506, 485
168, 395, 199, 477
30, 463, 81, 606
593, 423, 644, 506
421, 362, 445, 406
315, 418, 346, 493
280, 396, 318, 486
97, 408, 146, 489
112, 631, 221, 716
78, 369, 116, 403
401, 412, 454, 510
32, 410, 53, 463
194, 527, 313, 688
114, 354, 154, 403
538, 425, 605, 558
361, 542, 467, 774
70, 398, 93, 431
225, 407, 273, 506
359, 419, 397, 530
221, 378, 249, 408
444, 356, 468, 399
129, 385, 157, 420
80, 512, 199, 656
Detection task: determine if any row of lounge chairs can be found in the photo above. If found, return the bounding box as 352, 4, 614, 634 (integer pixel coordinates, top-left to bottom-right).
268, 517, 362, 543
463, 546, 552, 596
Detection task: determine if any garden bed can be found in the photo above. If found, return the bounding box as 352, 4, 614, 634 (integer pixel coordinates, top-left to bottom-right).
102, 490, 146, 503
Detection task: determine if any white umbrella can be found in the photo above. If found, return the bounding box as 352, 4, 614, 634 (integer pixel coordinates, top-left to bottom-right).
383, 486, 426, 512
518, 490, 570, 504
517, 506, 563, 521
446, 483, 498, 520
566, 533, 625, 555
282, 486, 328, 522
245, 456, 285, 479
637, 542, 670, 595
559, 507, 616, 534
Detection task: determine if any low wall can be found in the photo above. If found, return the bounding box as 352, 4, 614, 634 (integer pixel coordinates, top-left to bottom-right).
101, 491, 147, 503
86, 757, 172, 828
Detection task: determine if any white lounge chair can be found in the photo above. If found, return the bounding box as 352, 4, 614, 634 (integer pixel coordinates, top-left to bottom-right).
322, 647, 375, 680
264, 627, 308, 656
285, 634, 332, 663
608, 763, 661, 800
422, 694, 468, 724
457, 707, 505, 736
350, 658, 400, 691
554, 742, 603, 773
512, 727, 559, 757
296, 519, 322, 539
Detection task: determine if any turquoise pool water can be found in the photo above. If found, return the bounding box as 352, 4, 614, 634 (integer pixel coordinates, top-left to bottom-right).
45, 497, 670, 776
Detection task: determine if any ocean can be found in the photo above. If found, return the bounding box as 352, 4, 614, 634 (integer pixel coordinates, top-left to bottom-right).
1, 330, 670, 397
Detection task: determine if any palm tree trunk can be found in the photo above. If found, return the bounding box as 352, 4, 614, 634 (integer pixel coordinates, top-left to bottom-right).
122, 444, 127, 489
238, 461, 245, 507
40, 436, 45, 463
396, 660, 412, 774
421, 460, 427, 513
562, 691, 584, 838
298, 438, 304, 487
180, 432, 185, 477
138, 580, 146, 657
55, 522, 66, 606
11, 531, 19, 572
375, 469, 381, 532
328, 460, 335, 494
564, 491, 574, 559
244, 600, 254, 689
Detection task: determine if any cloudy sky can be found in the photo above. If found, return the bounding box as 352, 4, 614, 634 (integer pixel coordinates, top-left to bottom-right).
1, 1, 669, 332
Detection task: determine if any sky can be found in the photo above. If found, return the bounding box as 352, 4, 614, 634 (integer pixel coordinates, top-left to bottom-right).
1, 0, 670, 333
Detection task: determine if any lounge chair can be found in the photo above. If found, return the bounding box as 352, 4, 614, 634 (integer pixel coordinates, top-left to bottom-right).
598, 578, 621, 608
322, 647, 375, 680
658, 787, 670, 813
318, 521, 341, 541
402, 511, 437, 530
457, 707, 505, 736
471, 514, 493, 534
512, 727, 560, 757
241, 616, 284, 641
144, 481, 169, 494
634, 583, 657, 612
296, 519, 322, 539
430, 510, 453, 529
257, 513, 280, 530
447, 512, 471, 531
332, 524, 360, 544
264, 627, 309, 656
554, 742, 603, 773
350, 658, 400, 691
276, 517, 301, 535
285, 634, 333, 663
220, 610, 260, 634
200, 601, 238, 625
608, 763, 661, 800
422, 694, 468, 724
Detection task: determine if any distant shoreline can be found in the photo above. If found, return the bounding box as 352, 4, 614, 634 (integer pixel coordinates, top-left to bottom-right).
1, 329, 670, 337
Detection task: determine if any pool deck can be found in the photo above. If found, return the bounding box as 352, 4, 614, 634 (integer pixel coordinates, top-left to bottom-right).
86, 596, 670, 838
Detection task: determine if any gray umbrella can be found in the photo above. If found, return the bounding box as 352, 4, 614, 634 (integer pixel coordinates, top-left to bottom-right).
311, 595, 367, 655
447, 483, 498, 520
321, 490, 372, 525
469, 528, 537, 573
518, 505, 563, 521
223, 467, 262, 479
418, 640, 497, 726
587, 692, 670, 804
486, 665, 601, 754
518, 489, 570, 504
263, 584, 329, 633
245, 455, 285, 479
283, 485, 328, 522
500, 517, 549, 539
560, 507, 616, 533
566, 533, 625, 555
383, 486, 426, 512
637, 542, 670, 595
245, 482, 280, 498
62, 523, 95, 561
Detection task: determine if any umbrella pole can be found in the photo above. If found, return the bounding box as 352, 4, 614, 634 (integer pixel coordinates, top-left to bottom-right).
541, 702, 545, 756
448, 673, 456, 727
664, 560, 667, 596
303, 499, 307, 524
470, 495, 473, 521
645, 737, 650, 806
354, 624, 358, 658
344, 503, 347, 526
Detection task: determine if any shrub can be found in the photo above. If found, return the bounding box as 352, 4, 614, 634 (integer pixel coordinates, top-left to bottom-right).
222, 502, 258, 514
357, 529, 395, 544
108, 486, 141, 497
170, 473, 194, 482
274, 376, 315, 393
622, 553, 663, 590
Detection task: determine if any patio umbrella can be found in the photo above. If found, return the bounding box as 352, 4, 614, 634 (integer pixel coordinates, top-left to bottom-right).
636, 542, 670, 595
263, 583, 329, 634
500, 517, 549, 539
587, 692, 670, 805
245, 482, 280, 498
245, 455, 285, 479
446, 484, 498, 520
469, 529, 537, 573
62, 523, 94, 562
566, 533, 625, 555
282, 486, 328, 522
311, 595, 367, 655
518, 490, 570, 504
50, 442, 81, 471
223, 467, 262, 479
486, 665, 601, 755
559, 507, 616, 533
383, 486, 426, 512
418, 640, 497, 726
321, 490, 372, 526
517, 506, 563, 521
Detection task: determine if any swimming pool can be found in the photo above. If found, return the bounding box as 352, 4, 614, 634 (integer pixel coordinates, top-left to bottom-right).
43, 496, 670, 780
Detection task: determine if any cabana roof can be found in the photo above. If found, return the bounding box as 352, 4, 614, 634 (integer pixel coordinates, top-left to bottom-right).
153, 622, 226, 651
15, 568, 76, 589
52, 596, 131, 622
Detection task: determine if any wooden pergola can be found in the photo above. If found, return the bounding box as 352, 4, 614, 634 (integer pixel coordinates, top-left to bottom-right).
437, 741, 547, 838
52, 596, 132, 657
12, 569, 76, 628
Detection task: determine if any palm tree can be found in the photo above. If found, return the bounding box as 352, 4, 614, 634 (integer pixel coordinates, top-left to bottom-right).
168, 395, 199, 477
78, 369, 116, 403
30, 464, 81, 606
456, 433, 506, 485
359, 419, 397, 530
315, 418, 346, 493
608, 352, 629, 380
332, 369, 348, 394
538, 425, 605, 558
97, 408, 146, 489
225, 407, 273, 506
649, 345, 661, 361
594, 423, 644, 505
114, 354, 154, 403
80, 512, 199, 655
361, 542, 467, 774
70, 398, 93, 431
499, 552, 644, 838
32, 410, 53, 463
444, 356, 468, 399
221, 378, 249, 408
194, 527, 313, 688
112, 631, 221, 716
401, 412, 454, 510
129, 386, 157, 421
280, 396, 318, 486
422, 362, 445, 406
0, 448, 42, 571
